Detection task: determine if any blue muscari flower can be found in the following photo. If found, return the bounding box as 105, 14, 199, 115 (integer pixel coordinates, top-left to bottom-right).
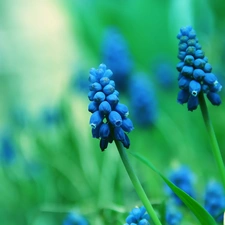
204, 181, 225, 222
63, 212, 88, 225
88, 64, 134, 151
124, 206, 150, 225
129, 74, 157, 127
101, 27, 133, 92
176, 26, 222, 111
166, 166, 195, 205
166, 206, 182, 225
1, 134, 15, 164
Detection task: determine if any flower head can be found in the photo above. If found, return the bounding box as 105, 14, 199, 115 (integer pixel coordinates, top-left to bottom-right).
101, 27, 133, 92
124, 206, 150, 225
176, 26, 222, 111
166, 166, 195, 205
129, 74, 157, 127
204, 180, 225, 222
63, 212, 88, 225
88, 64, 134, 151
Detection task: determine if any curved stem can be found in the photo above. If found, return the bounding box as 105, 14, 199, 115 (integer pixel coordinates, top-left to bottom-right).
115, 140, 162, 225
199, 92, 225, 189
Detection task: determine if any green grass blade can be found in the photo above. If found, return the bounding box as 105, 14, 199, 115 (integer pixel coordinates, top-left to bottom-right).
130, 152, 217, 225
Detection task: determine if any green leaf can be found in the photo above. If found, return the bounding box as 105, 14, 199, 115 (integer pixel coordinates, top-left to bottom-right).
130, 152, 217, 225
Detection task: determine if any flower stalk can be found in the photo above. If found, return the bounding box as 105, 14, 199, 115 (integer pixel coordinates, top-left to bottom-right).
199, 92, 225, 190
115, 140, 162, 225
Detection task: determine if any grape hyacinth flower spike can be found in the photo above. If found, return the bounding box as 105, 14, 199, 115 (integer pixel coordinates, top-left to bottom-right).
176, 25, 222, 111
88, 64, 134, 151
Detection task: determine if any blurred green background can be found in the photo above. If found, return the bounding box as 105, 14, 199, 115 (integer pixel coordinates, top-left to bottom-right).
0, 0, 225, 224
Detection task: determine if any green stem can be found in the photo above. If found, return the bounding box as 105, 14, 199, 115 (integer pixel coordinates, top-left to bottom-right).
199, 92, 225, 189
115, 140, 162, 225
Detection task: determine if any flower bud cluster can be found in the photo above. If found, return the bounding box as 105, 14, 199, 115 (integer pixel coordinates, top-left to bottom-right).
204, 181, 225, 222
176, 26, 222, 111
124, 206, 150, 225
88, 64, 134, 151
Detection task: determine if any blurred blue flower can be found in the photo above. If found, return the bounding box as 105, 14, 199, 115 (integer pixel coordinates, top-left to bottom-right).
129, 74, 157, 127
152, 56, 175, 89
42, 107, 61, 126
124, 206, 150, 225
166, 166, 195, 205
88, 64, 134, 151
101, 27, 133, 92
176, 25, 222, 111
166, 206, 182, 225
204, 180, 225, 222
63, 212, 88, 225
0, 133, 15, 164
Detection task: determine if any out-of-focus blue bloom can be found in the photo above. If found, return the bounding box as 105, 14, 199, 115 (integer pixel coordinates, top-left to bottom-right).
129, 73, 157, 127
204, 181, 225, 222
166, 206, 182, 225
176, 26, 222, 111
42, 107, 61, 125
0, 133, 15, 164
88, 64, 134, 151
152, 56, 175, 89
166, 166, 195, 205
101, 27, 133, 92
124, 206, 150, 225
63, 212, 88, 225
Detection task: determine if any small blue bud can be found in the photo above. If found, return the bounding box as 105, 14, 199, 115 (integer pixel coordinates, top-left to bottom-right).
179, 43, 188, 51
189, 80, 201, 96
210, 81, 222, 93
207, 92, 221, 105
179, 36, 188, 43
184, 55, 194, 66
99, 123, 110, 138
99, 76, 110, 86
177, 32, 182, 39
114, 127, 125, 141
204, 63, 212, 73
88, 101, 99, 113
203, 56, 208, 62
181, 66, 193, 77
89, 111, 103, 129
113, 90, 119, 96
103, 69, 113, 78
186, 46, 196, 55
109, 80, 115, 87
195, 43, 202, 50
121, 118, 134, 132
89, 74, 97, 83
176, 61, 185, 72
177, 89, 189, 104
194, 59, 206, 69
178, 76, 191, 90
188, 95, 199, 111
178, 73, 182, 80
92, 124, 101, 138
195, 49, 204, 58
189, 29, 196, 38
204, 73, 217, 85
202, 84, 209, 93
187, 39, 196, 46
103, 84, 115, 95
122, 133, 130, 149
99, 63, 107, 71
100, 138, 108, 151
89, 82, 102, 91
178, 51, 186, 60
115, 103, 129, 117
93, 91, 105, 103
88, 91, 95, 101
89, 67, 96, 76
108, 111, 122, 127
180, 26, 192, 35
106, 94, 119, 106
193, 69, 205, 81
99, 101, 111, 114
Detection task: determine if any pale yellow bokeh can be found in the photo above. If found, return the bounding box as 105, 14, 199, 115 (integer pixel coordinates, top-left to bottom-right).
0, 0, 78, 116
